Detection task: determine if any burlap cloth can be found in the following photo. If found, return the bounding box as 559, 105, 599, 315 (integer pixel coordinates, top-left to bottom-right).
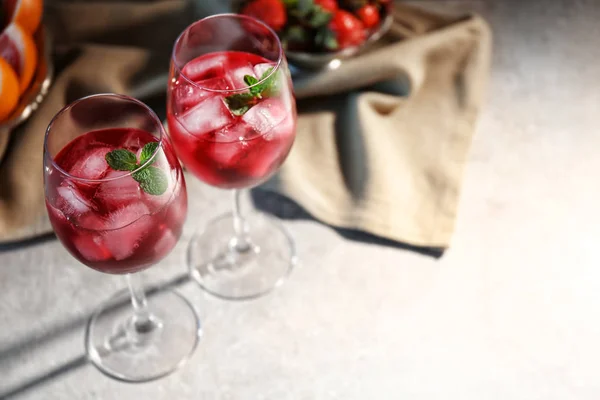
0, 1, 491, 249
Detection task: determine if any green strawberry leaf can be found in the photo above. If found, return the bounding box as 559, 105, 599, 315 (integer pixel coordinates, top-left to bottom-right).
105, 149, 138, 171
286, 25, 309, 43
132, 166, 168, 196
309, 6, 333, 27
297, 0, 315, 16
316, 27, 339, 50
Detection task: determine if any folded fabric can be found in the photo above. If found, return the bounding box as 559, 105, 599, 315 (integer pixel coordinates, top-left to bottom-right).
269, 4, 492, 247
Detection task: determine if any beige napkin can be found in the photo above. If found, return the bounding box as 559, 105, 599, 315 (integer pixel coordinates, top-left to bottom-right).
273, 4, 492, 248
0, 1, 491, 249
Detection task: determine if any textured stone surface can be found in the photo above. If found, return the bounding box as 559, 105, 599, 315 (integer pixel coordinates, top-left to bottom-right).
2, 0, 600, 398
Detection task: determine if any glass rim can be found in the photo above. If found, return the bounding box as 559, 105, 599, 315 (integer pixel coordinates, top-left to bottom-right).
171, 13, 284, 94
44, 93, 165, 184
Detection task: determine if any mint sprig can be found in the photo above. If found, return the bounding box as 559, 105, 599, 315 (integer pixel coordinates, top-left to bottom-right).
223, 92, 257, 116
224, 67, 280, 116
132, 166, 168, 196
105, 149, 137, 171
139, 141, 159, 165
105, 142, 168, 196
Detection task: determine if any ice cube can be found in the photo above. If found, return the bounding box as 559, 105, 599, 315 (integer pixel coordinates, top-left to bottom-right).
165, 176, 188, 223
212, 122, 249, 142
266, 114, 296, 142
95, 170, 141, 209
56, 184, 95, 216
228, 64, 257, 89
102, 203, 153, 260
103, 217, 152, 260
77, 211, 109, 231
180, 96, 234, 136
211, 141, 248, 167
182, 53, 227, 81
121, 130, 142, 151
105, 202, 150, 229
153, 229, 177, 259
174, 77, 231, 110
69, 147, 111, 180
208, 123, 250, 165
242, 98, 287, 135
253, 63, 276, 79
46, 203, 67, 224
73, 234, 111, 262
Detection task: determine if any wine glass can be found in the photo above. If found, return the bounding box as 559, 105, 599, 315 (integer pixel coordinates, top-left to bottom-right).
43, 93, 201, 382
167, 14, 297, 300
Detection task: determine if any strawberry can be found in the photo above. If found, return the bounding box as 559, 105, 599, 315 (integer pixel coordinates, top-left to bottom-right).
314, 0, 338, 13
356, 4, 380, 29
328, 10, 366, 49
241, 0, 287, 32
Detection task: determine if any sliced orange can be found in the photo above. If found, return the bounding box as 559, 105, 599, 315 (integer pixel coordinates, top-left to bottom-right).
0, 22, 37, 94
0, 57, 19, 121
3, 0, 43, 34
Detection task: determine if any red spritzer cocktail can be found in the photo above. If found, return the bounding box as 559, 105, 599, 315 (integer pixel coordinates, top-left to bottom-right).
46, 127, 187, 274
168, 51, 296, 189
168, 14, 297, 300
43, 94, 199, 382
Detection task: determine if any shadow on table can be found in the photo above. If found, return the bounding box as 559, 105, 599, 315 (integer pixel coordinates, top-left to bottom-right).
0, 273, 191, 399
0, 355, 88, 399
0, 232, 57, 253
250, 188, 445, 259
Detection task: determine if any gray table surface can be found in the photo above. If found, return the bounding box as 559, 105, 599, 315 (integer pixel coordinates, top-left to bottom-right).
2, 0, 600, 399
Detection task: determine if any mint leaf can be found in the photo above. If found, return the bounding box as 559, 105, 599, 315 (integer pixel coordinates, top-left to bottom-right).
132, 166, 168, 196
223, 68, 281, 115
139, 142, 159, 165
258, 67, 280, 97
224, 92, 256, 116
105, 149, 138, 171
244, 75, 258, 87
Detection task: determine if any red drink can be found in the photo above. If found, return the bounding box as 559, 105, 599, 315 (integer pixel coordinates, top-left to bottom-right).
167, 51, 296, 189
45, 128, 187, 274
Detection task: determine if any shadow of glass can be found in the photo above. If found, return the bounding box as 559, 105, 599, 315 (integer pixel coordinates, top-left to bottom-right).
250, 188, 444, 258
0, 355, 89, 399
0, 273, 192, 398
0, 232, 57, 253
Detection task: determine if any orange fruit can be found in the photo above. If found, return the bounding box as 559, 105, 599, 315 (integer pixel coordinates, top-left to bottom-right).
0, 22, 37, 94
0, 57, 19, 121
3, 0, 43, 34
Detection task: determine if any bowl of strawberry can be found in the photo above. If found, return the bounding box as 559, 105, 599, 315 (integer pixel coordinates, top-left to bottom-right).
237, 0, 393, 69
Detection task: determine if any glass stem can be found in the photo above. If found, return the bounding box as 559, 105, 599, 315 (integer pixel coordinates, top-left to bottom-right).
126, 273, 156, 335
232, 189, 250, 252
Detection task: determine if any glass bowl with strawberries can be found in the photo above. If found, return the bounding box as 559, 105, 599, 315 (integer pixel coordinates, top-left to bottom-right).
235, 0, 393, 69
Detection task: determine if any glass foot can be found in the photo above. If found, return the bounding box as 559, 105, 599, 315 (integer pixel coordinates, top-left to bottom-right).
188, 212, 296, 300
86, 288, 201, 382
